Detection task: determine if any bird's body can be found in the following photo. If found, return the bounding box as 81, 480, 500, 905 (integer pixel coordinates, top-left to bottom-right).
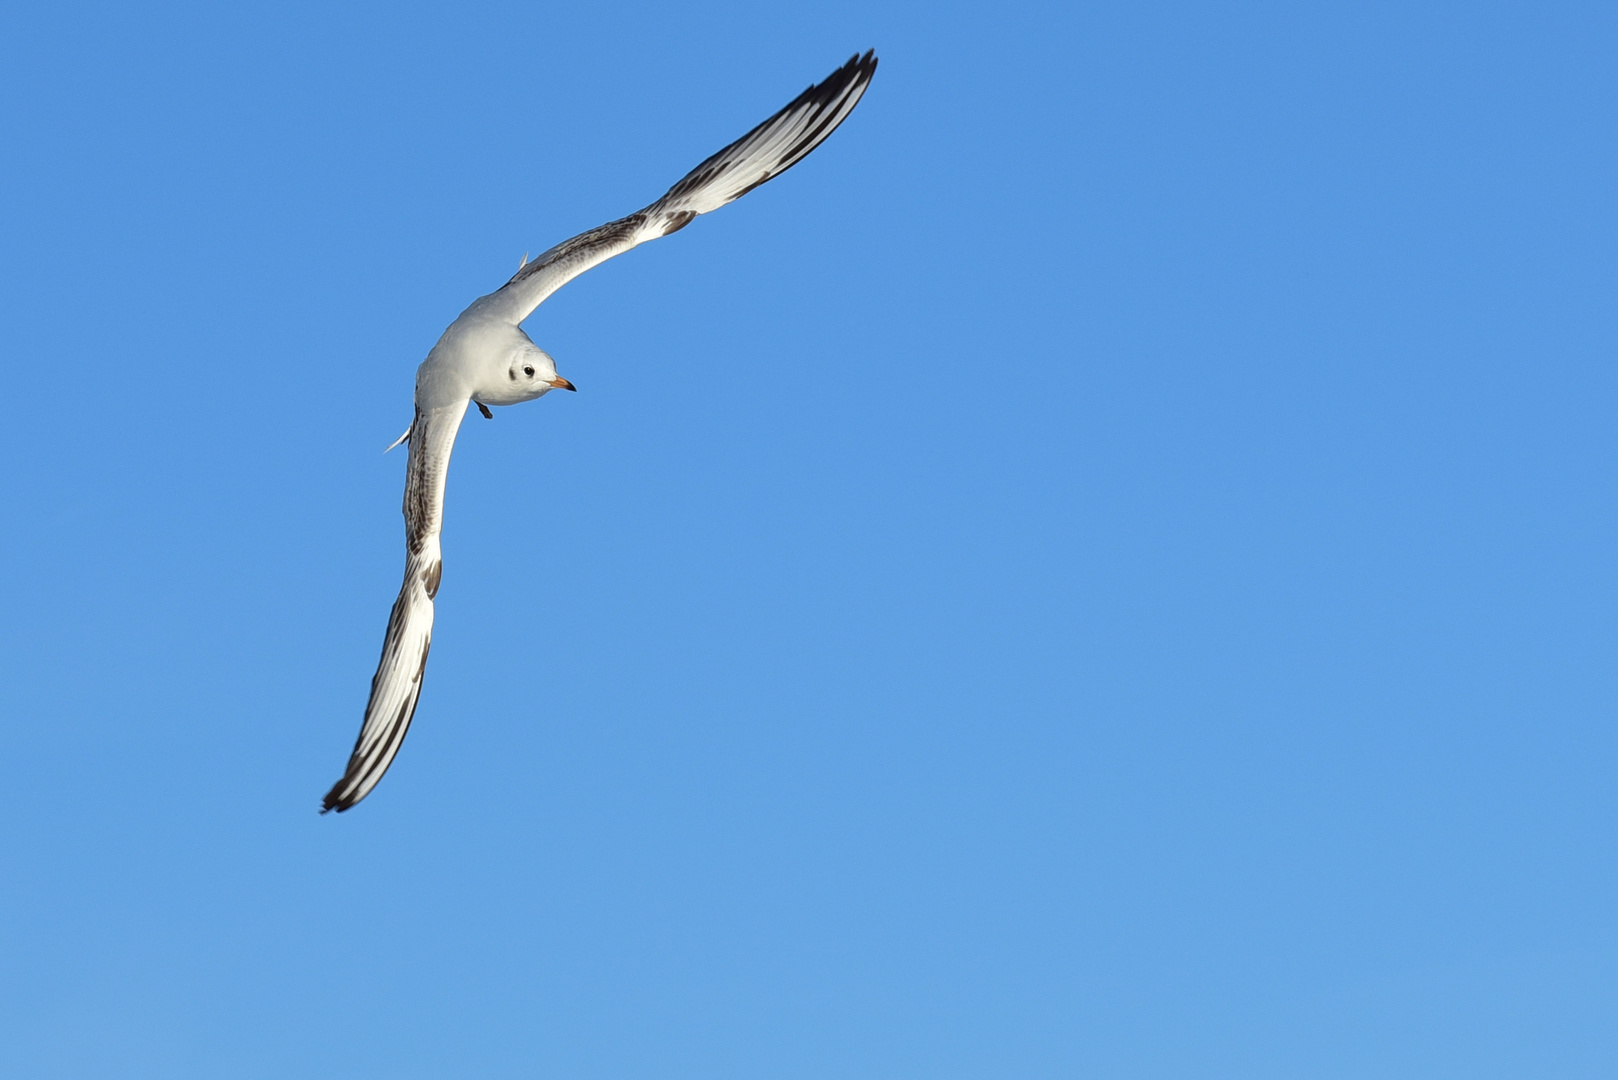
323, 51, 878, 812
420, 316, 554, 409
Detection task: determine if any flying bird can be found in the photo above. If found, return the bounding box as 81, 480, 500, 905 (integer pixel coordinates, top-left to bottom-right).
322, 51, 879, 812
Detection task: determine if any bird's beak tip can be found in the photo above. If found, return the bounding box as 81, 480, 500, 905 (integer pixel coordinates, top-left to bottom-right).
551, 376, 577, 392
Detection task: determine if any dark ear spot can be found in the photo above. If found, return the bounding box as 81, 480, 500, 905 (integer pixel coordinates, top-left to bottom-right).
524, 365, 535, 377
508, 369, 517, 380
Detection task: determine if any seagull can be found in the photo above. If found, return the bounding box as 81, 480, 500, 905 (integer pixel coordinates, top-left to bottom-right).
322, 51, 879, 812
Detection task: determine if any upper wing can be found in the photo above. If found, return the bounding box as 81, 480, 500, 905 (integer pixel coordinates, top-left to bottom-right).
479, 50, 878, 326
322, 401, 468, 812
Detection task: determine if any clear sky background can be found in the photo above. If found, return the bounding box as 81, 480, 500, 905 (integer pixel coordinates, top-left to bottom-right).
2, 1, 1616, 1076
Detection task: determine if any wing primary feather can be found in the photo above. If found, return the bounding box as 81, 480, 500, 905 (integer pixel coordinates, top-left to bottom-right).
321, 560, 435, 813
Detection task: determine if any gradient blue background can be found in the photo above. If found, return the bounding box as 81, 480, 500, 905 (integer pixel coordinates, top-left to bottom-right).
3, 1, 1616, 1076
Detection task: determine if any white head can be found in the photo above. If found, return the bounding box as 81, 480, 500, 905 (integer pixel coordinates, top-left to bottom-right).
499, 340, 576, 404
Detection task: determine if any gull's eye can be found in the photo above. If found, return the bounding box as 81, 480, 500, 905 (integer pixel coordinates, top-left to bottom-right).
524, 365, 535, 377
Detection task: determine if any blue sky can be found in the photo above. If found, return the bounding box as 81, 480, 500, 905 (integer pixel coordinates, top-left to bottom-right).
2, 1, 1616, 1076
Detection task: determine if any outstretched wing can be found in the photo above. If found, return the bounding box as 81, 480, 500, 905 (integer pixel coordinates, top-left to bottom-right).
322, 401, 468, 812
480, 50, 878, 326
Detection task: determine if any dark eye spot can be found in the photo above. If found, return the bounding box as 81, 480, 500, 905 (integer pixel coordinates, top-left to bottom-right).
508, 370, 517, 380
524, 365, 535, 377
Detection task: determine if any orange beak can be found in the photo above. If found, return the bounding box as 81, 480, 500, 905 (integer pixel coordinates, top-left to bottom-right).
548, 376, 577, 392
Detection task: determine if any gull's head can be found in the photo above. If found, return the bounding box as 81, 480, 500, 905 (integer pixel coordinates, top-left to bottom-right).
506, 342, 576, 402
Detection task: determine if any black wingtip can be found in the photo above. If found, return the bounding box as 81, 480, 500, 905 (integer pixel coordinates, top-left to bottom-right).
847, 49, 878, 78
320, 779, 356, 814
834, 49, 879, 89
795, 50, 879, 112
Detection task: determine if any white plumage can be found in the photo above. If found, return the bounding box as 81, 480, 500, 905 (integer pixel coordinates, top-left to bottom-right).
322, 52, 878, 812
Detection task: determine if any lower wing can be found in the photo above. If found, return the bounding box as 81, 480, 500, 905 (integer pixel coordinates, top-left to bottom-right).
323, 403, 464, 812
321, 545, 437, 812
